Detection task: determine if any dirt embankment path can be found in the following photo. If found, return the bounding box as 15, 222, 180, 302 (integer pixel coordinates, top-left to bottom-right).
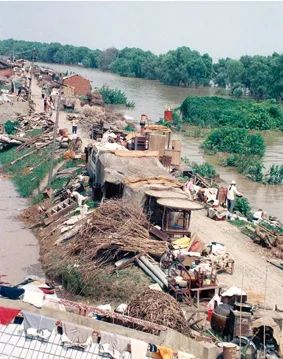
191, 210, 283, 307
30, 79, 91, 148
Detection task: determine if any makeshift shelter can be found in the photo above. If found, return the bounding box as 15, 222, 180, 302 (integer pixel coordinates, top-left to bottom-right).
154, 198, 203, 237
94, 150, 180, 204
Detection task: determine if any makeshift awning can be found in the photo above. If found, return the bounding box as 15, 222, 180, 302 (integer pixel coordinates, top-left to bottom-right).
156, 198, 204, 211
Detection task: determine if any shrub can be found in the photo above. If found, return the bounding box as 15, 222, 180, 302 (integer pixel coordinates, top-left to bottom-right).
234, 197, 251, 216
98, 85, 135, 107
180, 96, 283, 130
265, 164, 283, 184
124, 124, 135, 132
202, 127, 265, 157
192, 162, 216, 179
223, 154, 265, 182
4, 120, 19, 135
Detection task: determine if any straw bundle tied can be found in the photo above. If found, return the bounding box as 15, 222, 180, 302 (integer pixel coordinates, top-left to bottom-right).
65, 199, 167, 267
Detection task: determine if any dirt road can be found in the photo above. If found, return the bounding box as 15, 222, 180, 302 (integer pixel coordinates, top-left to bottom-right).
31, 78, 91, 148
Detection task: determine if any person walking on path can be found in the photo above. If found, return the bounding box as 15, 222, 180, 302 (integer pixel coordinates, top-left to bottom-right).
43, 96, 48, 112
227, 180, 243, 217
72, 118, 78, 135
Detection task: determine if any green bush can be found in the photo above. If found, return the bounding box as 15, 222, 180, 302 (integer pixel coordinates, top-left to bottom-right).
192, 162, 217, 179
98, 85, 135, 107
4, 120, 19, 135
180, 96, 283, 130
223, 154, 264, 182
203, 127, 265, 157
61, 266, 84, 295
265, 164, 283, 184
124, 124, 135, 132
234, 197, 251, 216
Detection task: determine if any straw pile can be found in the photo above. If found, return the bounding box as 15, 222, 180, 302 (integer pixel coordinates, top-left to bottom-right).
127, 289, 190, 334
65, 199, 167, 269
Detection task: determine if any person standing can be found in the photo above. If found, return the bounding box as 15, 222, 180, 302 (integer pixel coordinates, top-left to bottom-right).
140, 114, 148, 135
227, 180, 242, 216
72, 118, 78, 135
43, 96, 48, 112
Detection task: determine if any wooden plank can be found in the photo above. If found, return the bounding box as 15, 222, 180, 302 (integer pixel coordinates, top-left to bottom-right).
148, 134, 166, 155
164, 149, 181, 166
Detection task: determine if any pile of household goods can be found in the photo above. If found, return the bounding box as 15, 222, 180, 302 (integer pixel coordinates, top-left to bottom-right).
0, 305, 192, 359
169, 238, 234, 275
21, 169, 90, 228
67, 107, 137, 138
0, 112, 54, 150
208, 287, 283, 359
80, 90, 104, 107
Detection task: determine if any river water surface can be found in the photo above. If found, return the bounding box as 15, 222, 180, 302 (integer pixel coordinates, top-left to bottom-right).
39, 63, 283, 220
0, 175, 43, 284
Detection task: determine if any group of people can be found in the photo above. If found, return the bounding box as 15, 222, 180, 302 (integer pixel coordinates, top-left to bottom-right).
185, 178, 267, 222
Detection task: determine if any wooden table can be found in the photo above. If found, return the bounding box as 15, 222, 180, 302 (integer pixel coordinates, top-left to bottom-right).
190, 285, 221, 308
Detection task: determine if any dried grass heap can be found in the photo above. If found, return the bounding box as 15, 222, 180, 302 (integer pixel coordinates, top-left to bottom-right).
65, 199, 167, 269
127, 289, 189, 334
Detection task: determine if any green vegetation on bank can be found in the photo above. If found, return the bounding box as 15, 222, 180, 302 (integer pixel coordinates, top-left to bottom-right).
0, 145, 57, 197
191, 162, 217, 179
202, 128, 283, 184
1, 39, 282, 100
180, 97, 283, 130
203, 127, 266, 157
98, 85, 135, 107
182, 157, 218, 180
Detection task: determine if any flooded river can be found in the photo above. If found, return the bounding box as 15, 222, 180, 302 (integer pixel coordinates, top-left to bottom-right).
0, 175, 43, 284
40, 63, 283, 220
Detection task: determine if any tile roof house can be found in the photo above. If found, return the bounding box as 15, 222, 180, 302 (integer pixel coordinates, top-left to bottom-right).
62, 74, 91, 96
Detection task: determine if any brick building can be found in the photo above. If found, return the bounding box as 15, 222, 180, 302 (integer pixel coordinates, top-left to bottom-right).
0, 59, 13, 78
62, 74, 91, 96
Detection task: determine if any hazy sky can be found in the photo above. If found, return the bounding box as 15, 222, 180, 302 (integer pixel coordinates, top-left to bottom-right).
0, 1, 282, 60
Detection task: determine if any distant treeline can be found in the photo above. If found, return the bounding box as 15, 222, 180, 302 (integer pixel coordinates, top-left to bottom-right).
0, 39, 282, 100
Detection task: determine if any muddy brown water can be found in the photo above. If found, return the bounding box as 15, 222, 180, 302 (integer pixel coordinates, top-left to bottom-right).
0, 176, 43, 284
177, 135, 283, 222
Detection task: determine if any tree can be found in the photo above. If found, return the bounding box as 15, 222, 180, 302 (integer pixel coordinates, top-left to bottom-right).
99, 47, 119, 70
